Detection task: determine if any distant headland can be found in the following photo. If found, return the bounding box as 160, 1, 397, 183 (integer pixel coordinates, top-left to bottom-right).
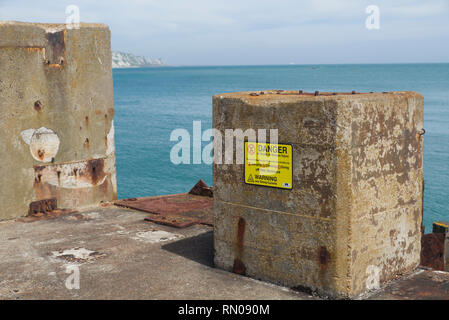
112, 51, 167, 68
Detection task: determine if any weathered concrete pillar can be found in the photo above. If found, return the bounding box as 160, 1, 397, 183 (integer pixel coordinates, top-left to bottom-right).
213, 90, 424, 298
0, 22, 117, 220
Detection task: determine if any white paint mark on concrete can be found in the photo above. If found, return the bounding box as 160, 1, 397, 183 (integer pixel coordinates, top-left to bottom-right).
45, 26, 66, 33
51, 247, 98, 261
20, 128, 35, 145
24, 127, 60, 162
106, 121, 115, 155
35, 238, 66, 246
83, 212, 100, 219
132, 230, 180, 243
103, 230, 129, 236
433, 270, 448, 275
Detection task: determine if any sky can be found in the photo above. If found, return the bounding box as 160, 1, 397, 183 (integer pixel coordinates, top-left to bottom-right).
0, 0, 448, 65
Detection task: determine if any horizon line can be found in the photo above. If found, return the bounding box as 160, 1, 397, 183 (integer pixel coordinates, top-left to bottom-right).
112, 61, 449, 69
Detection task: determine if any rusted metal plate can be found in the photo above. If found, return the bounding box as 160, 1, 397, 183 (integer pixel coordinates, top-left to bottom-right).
421, 233, 445, 270
22, 198, 75, 222
29, 198, 57, 215
115, 180, 213, 228
144, 214, 197, 228
116, 193, 212, 224
433, 221, 449, 234
189, 179, 213, 197
369, 269, 449, 300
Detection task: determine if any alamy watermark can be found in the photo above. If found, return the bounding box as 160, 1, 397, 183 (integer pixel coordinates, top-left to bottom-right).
65, 265, 80, 290
169, 121, 278, 168
365, 5, 380, 30
65, 5, 80, 29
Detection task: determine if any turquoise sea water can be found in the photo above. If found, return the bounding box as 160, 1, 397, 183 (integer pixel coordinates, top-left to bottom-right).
113, 64, 449, 231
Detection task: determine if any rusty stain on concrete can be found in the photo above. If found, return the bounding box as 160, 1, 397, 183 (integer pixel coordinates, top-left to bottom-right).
32, 157, 115, 210
233, 217, 246, 275
213, 90, 424, 298
318, 246, 331, 269
33, 158, 108, 189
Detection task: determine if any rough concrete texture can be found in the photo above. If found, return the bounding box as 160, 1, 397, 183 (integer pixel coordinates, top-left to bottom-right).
213, 90, 424, 298
0, 206, 310, 300
0, 21, 116, 220
0, 205, 446, 300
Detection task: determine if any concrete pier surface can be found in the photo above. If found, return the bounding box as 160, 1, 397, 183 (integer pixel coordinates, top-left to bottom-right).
0, 205, 308, 300
0, 205, 448, 300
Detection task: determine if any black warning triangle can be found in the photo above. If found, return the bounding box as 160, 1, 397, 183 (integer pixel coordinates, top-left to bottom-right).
247, 174, 254, 183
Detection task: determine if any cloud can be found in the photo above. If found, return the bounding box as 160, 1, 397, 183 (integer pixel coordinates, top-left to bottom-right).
387, 0, 449, 18
0, 0, 448, 64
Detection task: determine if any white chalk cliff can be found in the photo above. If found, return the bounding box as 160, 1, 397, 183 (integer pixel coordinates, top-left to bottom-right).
111, 51, 166, 68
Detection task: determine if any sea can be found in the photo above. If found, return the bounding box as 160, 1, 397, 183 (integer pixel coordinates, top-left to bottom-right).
113, 63, 449, 231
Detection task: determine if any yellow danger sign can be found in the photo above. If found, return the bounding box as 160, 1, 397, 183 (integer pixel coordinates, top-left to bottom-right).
244, 142, 292, 189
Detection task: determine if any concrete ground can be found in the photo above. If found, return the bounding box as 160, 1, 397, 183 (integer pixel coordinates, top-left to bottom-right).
0, 205, 448, 300
0, 206, 311, 300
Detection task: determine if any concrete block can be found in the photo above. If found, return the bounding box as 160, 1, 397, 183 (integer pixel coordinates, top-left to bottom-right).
0, 22, 116, 220
213, 90, 424, 298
